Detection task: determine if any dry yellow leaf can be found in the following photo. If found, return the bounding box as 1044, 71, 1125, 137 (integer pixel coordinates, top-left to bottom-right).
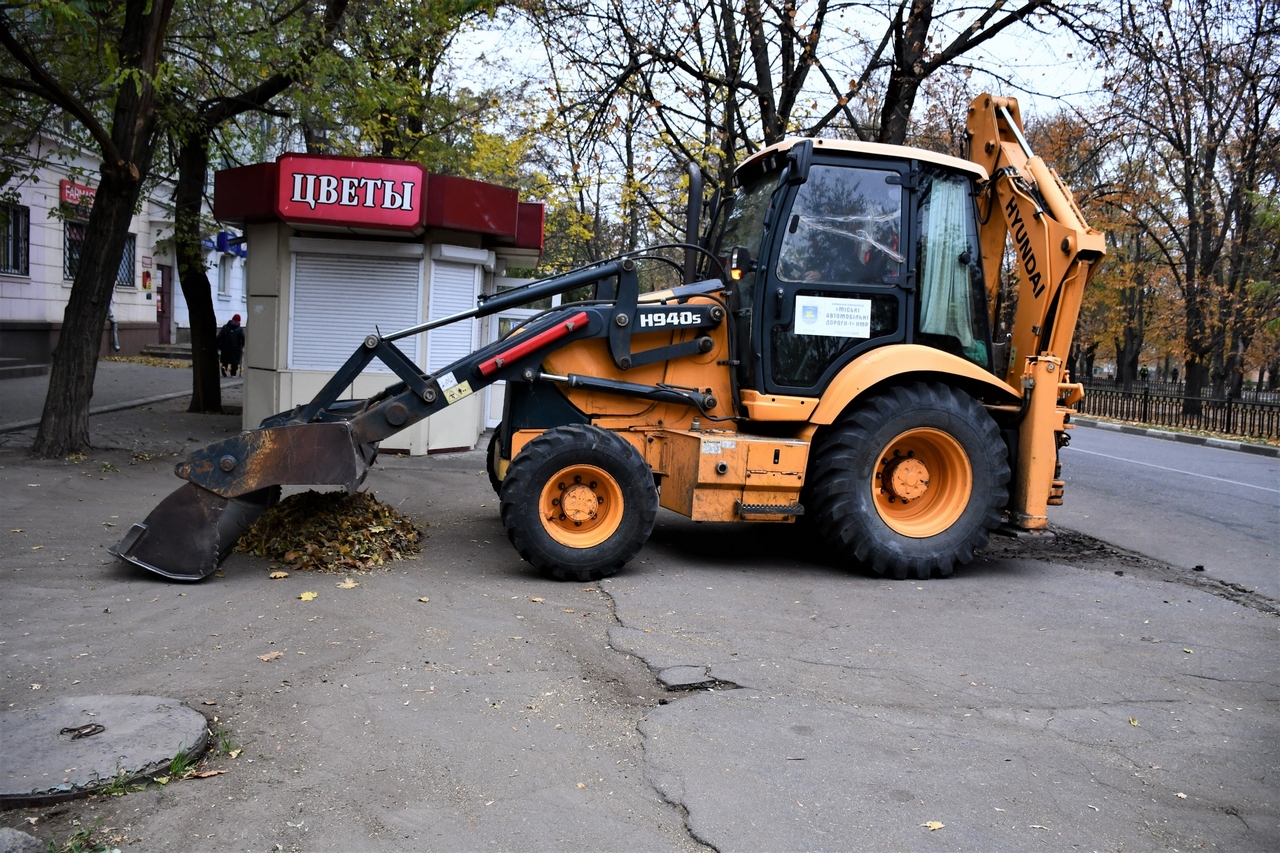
530, 597, 544, 603
258, 651, 284, 662
300, 591, 318, 601
192, 770, 227, 778
31, 545, 42, 551
10, 529, 21, 533
228, 749, 242, 759
269, 571, 289, 580
564, 609, 575, 613
336, 579, 359, 589
922, 821, 944, 831
418, 597, 430, 602
576, 783, 586, 789
1129, 716, 1140, 726
1183, 648, 1194, 654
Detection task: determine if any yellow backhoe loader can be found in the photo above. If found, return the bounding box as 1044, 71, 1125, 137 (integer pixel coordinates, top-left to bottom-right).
111, 94, 1105, 582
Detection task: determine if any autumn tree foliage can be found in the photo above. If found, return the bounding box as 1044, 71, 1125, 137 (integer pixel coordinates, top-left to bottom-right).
1091, 0, 1279, 406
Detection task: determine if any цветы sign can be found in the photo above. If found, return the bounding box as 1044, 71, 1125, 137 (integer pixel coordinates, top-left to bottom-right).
275, 154, 425, 232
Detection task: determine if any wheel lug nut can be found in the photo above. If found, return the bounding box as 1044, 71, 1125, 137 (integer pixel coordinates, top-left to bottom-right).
551, 498, 559, 506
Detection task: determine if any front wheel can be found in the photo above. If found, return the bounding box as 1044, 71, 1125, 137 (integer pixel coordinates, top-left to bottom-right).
808, 383, 1010, 579
500, 424, 658, 582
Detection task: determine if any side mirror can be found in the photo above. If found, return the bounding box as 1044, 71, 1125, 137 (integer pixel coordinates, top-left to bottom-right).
784, 140, 813, 186
728, 246, 755, 281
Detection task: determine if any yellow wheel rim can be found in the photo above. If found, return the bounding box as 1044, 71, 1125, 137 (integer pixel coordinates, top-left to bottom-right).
873, 428, 972, 538
539, 464, 624, 548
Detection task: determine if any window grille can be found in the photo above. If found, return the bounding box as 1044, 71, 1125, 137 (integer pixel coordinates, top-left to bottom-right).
64, 221, 85, 280
116, 234, 136, 287
0, 203, 29, 276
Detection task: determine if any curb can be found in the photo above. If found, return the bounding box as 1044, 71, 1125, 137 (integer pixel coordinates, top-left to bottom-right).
1072, 417, 1280, 458
0, 379, 243, 435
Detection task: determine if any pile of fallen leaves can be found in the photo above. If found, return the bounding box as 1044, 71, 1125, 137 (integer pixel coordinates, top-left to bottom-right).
236, 490, 424, 572
103, 354, 191, 369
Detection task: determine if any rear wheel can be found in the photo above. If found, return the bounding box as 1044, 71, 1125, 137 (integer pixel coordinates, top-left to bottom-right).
808, 383, 1009, 579
500, 424, 657, 581
486, 427, 504, 495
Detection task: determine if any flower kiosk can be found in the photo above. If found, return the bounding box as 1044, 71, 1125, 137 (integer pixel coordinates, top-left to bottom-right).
214, 154, 544, 454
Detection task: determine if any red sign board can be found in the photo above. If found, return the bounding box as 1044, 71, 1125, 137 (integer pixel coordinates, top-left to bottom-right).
60, 180, 96, 209
274, 154, 426, 232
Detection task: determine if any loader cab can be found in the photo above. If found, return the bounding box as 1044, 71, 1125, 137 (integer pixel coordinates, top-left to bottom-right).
708, 141, 993, 397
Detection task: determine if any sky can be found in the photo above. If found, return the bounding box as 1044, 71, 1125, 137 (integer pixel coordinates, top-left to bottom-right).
446, 5, 1108, 130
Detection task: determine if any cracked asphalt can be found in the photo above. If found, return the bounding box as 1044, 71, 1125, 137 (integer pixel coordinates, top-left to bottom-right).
1, 387, 1277, 851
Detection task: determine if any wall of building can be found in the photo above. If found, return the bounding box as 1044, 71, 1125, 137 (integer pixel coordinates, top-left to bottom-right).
0, 136, 182, 362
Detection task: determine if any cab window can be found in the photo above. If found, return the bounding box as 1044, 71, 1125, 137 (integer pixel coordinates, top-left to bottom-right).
775, 165, 902, 285
916, 169, 991, 369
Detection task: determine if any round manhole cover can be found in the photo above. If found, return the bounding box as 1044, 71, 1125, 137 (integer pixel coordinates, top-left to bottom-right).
0, 695, 208, 806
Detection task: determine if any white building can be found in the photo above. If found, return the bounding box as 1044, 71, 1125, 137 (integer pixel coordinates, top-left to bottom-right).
0, 134, 248, 369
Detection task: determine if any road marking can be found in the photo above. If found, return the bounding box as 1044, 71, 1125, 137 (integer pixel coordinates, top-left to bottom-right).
1066, 448, 1280, 493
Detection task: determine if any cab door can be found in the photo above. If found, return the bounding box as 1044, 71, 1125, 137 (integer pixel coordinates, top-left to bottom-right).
758, 160, 909, 395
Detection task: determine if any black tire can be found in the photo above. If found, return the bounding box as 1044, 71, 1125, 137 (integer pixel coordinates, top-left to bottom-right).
808, 382, 1009, 580
486, 427, 503, 495
500, 424, 658, 582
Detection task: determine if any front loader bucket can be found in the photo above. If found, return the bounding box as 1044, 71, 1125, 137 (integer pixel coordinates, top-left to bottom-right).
111, 421, 377, 581
109, 484, 276, 581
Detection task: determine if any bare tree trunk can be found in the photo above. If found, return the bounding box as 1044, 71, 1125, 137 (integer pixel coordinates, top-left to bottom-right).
1183, 358, 1209, 414
878, 0, 932, 145
32, 167, 144, 456
174, 133, 223, 413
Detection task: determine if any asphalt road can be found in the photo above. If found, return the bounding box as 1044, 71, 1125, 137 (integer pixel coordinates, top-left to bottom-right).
3, 408, 1277, 852
1055, 426, 1280, 598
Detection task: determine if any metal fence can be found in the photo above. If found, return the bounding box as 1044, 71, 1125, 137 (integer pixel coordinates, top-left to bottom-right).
1088, 378, 1280, 404
1074, 382, 1280, 440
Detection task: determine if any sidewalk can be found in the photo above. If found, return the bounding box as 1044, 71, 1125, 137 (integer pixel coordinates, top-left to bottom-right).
1072, 416, 1280, 457
0, 362, 243, 454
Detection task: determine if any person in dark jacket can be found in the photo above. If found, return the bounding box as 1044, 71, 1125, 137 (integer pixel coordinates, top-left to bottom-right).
217, 314, 246, 377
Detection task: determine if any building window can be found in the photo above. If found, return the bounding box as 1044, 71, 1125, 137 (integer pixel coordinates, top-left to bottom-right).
0, 203, 29, 276
64, 225, 136, 286
218, 254, 233, 297
64, 221, 85, 280
116, 233, 136, 287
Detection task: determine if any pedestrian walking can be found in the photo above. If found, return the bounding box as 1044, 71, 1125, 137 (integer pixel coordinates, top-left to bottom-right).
217, 314, 245, 377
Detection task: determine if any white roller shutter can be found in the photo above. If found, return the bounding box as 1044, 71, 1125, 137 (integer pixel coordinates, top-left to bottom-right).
291, 253, 422, 372
427, 260, 480, 372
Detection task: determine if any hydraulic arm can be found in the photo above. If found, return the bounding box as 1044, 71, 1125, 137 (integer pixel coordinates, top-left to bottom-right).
966, 94, 1107, 529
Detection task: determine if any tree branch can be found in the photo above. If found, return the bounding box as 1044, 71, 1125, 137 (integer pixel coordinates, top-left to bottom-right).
0, 12, 120, 163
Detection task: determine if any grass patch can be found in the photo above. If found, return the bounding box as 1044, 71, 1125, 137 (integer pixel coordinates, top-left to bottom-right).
49, 819, 118, 853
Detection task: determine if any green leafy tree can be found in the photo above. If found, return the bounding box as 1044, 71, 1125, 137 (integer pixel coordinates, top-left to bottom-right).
1, 0, 177, 457
165, 0, 349, 413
